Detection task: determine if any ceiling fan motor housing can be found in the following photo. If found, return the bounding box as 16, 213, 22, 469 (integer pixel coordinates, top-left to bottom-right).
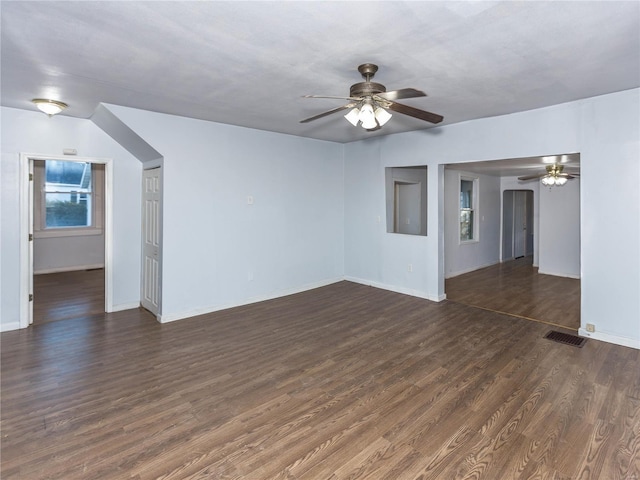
350, 63, 386, 98
350, 81, 386, 98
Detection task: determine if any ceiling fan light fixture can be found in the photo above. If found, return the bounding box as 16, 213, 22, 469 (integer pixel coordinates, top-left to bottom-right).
374, 107, 392, 126
359, 103, 377, 129
32, 98, 68, 116
301, 63, 443, 129
555, 176, 567, 186
541, 176, 555, 186
344, 107, 360, 126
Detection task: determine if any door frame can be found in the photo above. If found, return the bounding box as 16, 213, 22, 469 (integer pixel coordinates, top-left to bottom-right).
19, 153, 114, 328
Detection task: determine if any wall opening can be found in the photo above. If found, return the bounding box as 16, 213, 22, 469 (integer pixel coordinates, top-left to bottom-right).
385, 166, 427, 236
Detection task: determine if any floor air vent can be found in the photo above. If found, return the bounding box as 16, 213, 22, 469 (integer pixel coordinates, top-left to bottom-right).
544, 330, 587, 348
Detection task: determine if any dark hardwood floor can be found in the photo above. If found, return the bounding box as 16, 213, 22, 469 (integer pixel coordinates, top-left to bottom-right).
2, 279, 638, 479
446, 257, 581, 331
33, 269, 105, 324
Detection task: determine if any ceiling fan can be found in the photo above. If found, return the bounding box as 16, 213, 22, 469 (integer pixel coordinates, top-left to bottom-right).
518, 164, 580, 187
300, 63, 443, 130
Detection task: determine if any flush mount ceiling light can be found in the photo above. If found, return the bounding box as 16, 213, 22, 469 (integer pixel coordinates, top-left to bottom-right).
301, 63, 443, 131
32, 98, 68, 116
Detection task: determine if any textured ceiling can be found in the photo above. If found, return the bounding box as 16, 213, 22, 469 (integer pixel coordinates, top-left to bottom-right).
1, 1, 639, 144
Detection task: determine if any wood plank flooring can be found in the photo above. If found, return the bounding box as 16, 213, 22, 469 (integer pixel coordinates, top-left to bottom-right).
445, 257, 581, 331
33, 269, 105, 324
2, 280, 638, 480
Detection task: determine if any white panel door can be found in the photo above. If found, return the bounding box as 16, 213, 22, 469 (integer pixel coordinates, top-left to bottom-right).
141, 167, 161, 315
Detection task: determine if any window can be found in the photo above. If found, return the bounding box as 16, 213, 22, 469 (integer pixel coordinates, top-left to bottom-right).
460, 177, 478, 242
44, 160, 93, 228
34, 160, 104, 237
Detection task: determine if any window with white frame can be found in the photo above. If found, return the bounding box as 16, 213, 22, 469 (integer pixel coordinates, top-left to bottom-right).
34, 160, 104, 237
460, 177, 478, 242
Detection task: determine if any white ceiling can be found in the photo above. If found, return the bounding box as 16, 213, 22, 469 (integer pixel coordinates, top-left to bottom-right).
1, 1, 638, 145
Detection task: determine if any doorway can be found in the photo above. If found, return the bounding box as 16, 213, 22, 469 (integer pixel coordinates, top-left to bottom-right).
19, 154, 113, 328
502, 190, 534, 261
442, 154, 581, 331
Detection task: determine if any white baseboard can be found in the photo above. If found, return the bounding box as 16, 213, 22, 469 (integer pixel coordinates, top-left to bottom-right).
578, 328, 640, 350
344, 276, 445, 302
35, 264, 104, 275
445, 260, 501, 279
109, 302, 140, 313
158, 277, 344, 324
1, 321, 21, 332
537, 269, 580, 279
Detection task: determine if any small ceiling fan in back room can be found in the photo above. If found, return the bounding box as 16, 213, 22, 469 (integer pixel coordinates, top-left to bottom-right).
518, 164, 580, 187
300, 63, 443, 130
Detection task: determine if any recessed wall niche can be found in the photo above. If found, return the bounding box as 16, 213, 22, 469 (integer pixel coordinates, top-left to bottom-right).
385, 166, 427, 236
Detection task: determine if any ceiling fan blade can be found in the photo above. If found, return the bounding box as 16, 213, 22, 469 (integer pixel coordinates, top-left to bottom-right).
303, 95, 361, 101
386, 100, 443, 124
517, 174, 544, 181
300, 103, 356, 123
376, 88, 426, 101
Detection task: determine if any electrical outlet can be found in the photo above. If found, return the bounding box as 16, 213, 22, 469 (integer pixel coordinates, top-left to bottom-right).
408, 264, 413, 272
248, 271, 254, 281
247, 195, 254, 205
586, 323, 595, 333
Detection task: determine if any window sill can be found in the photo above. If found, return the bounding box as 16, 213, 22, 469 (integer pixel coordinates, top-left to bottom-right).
459, 239, 480, 245
34, 228, 103, 239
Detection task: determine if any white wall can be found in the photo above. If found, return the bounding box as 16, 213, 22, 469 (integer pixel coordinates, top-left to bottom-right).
34, 235, 105, 273
578, 90, 639, 347
444, 169, 501, 278
344, 88, 639, 348
2, 89, 637, 349
538, 178, 580, 278
0, 107, 142, 331
104, 105, 345, 322
343, 138, 444, 301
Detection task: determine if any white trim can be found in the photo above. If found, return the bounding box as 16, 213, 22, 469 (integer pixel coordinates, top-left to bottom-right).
1, 322, 21, 332
34, 228, 103, 239
158, 277, 344, 324
578, 328, 640, 350
344, 276, 446, 302
104, 159, 114, 313
19, 153, 114, 328
537, 268, 580, 279
34, 264, 104, 275
111, 302, 141, 312
445, 260, 501, 279
19, 156, 31, 328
